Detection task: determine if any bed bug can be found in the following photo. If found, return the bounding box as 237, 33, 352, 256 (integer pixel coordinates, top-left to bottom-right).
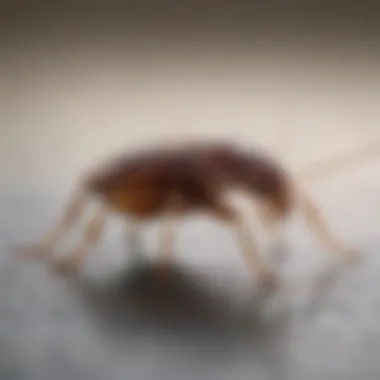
17, 137, 380, 290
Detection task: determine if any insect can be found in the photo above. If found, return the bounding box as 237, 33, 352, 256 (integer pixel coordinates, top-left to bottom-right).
16, 137, 380, 290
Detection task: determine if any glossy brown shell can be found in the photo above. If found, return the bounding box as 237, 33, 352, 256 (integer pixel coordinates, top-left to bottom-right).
84, 142, 292, 218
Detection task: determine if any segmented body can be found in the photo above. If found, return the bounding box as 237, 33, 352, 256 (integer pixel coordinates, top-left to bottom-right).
84, 142, 293, 219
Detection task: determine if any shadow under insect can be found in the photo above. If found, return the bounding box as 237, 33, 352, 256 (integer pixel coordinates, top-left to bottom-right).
71, 256, 292, 351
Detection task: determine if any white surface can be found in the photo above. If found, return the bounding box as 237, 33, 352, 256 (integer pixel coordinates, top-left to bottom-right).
1, 43, 380, 380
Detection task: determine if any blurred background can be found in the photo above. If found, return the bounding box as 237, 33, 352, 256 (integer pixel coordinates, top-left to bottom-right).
1, 1, 380, 379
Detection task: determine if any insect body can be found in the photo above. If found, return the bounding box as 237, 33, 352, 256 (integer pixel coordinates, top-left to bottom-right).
17, 140, 359, 290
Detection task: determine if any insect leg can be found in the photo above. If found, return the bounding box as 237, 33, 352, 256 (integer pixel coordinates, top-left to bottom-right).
125, 220, 143, 255
17, 188, 88, 260
299, 193, 359, 264
154, 194, 183, 279
51, 201, 110, 275
212, 200, 279, 291
259, 202, 288, 263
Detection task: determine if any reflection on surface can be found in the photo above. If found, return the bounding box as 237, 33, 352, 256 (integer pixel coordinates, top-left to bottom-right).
71, 257, 292, 347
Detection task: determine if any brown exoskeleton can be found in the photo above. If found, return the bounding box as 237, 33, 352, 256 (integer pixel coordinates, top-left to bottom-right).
18, 138, 379, 290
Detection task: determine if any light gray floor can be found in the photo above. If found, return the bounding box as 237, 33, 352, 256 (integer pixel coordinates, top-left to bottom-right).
1, 43, 380, 380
